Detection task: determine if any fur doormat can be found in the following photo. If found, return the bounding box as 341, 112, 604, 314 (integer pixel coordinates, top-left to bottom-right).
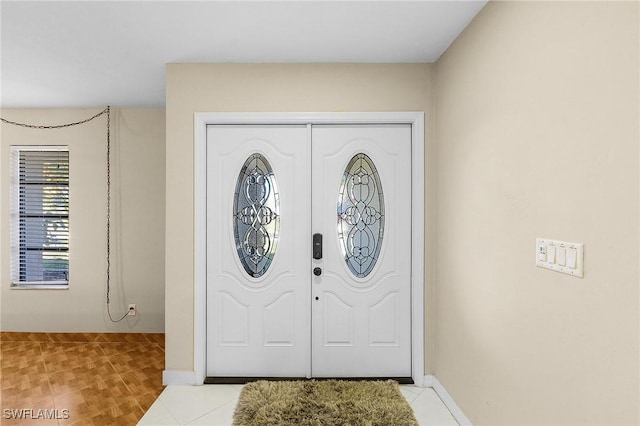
232, 380, 418, 426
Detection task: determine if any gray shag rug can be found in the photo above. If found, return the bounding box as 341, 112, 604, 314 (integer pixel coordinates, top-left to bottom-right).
232, 379, 419, 426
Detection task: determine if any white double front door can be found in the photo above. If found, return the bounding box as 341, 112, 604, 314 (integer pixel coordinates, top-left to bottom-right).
206, 124, 411, 378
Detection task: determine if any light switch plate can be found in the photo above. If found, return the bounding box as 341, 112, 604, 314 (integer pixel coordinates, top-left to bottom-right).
536, 238, 584, 278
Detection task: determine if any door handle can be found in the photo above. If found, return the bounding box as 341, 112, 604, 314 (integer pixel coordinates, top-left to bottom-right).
313, 267, 322, 276
313, 233, 323, 259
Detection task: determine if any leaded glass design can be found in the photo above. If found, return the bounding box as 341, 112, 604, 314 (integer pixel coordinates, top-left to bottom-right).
337, 153, 385, 278
233, 154, 280, 278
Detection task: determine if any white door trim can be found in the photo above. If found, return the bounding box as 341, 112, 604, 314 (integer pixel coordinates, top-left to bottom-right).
193, 112, 425, 386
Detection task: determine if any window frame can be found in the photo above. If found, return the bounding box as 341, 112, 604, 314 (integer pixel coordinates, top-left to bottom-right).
10, 145, 70, 289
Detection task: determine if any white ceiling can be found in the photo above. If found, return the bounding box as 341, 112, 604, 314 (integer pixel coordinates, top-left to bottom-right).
1, 1, 487, 108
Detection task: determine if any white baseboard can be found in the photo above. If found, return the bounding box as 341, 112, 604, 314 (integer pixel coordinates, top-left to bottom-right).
422, 374, 435, 387
163, 370, 198, 386
424, 375, 472, 426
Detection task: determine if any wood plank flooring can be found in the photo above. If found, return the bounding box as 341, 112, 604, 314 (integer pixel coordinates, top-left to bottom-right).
0, 333, 165, 426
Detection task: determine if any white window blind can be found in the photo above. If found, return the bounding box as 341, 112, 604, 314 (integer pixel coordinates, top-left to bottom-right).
10, 146, 69, 286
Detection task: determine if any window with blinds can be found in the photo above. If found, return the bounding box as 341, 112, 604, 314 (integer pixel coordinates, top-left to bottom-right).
10, 146, 69, 287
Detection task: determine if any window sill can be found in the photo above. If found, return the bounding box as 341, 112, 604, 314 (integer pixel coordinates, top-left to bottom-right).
11, 283, 69, 290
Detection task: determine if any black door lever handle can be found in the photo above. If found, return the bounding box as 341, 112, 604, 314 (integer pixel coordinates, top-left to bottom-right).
313, 267, 322, 276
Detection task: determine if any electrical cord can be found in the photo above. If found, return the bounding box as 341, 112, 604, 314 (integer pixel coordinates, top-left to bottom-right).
104, 107, 130, 323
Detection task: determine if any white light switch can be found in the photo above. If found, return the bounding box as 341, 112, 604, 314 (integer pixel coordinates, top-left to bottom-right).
536, 238, 584, 278
557, 247, 566, 266
547, 245, 556, 263
566, 248, 577, 269
538, 245, 547, 261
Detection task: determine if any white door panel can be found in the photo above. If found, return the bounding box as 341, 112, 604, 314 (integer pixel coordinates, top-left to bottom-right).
311, 125, 412, 377
206, 125, 310, 377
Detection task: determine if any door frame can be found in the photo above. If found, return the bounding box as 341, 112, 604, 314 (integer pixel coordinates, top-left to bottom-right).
194, 112, 425, 386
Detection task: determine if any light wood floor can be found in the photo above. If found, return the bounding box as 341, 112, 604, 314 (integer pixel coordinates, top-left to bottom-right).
0, 332, 165, 426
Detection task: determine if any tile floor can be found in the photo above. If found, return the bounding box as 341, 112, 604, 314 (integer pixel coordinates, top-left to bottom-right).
0, 332, 165, 426
1, 332, 458, 425
139, 383, 459, 425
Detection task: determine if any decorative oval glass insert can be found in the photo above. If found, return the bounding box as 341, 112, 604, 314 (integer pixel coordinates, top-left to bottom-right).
337, 153, 385, 278
233, 153, 280, 278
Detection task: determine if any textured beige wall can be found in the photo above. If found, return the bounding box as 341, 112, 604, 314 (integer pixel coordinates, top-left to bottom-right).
165, 63, 435, 372
435, 1, 639, 424
1, 108, 165, 332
